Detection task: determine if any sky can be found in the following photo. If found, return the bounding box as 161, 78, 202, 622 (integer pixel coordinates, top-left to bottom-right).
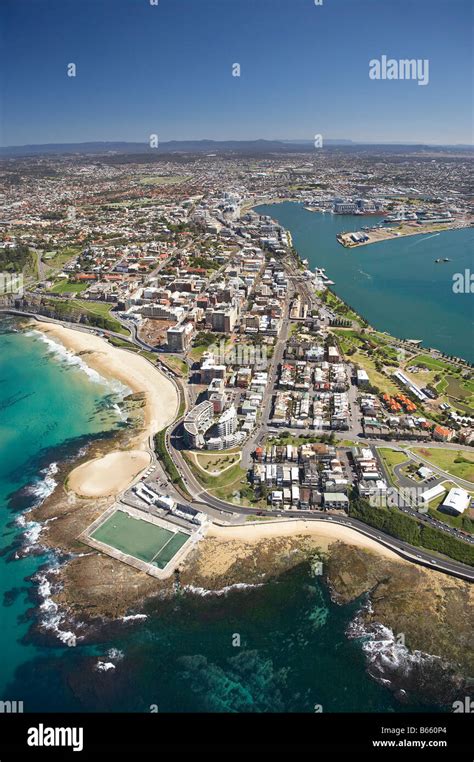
0, 0, 473, 146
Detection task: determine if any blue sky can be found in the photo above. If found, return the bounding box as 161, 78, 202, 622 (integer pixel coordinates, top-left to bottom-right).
1, 0, 472, 146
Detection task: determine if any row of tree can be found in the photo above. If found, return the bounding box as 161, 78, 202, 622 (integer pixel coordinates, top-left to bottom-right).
349, 498, 474, 567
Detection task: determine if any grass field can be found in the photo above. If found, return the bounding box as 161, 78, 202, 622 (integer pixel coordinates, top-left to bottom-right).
70, 299, 116, 318
162, 354, 189, 377
69, 299, 129, 335
50, 281, 91, 294
42, 247, 81, 273
183, 453, 263, 508
92, 510, 189, 569
378, 448, 408, 469
410, 354, 457, 373
413, 448, 474, 484
193, 450, 241, 474
377, 447, 409, 486
404, 354, 474, 414
352, 351, 399, 395
189, 343, 211, 363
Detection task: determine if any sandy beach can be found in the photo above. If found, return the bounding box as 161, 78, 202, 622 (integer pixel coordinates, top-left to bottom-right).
67, 450, 151, 497
208, 520, 407, 563
33, 320, 179, 496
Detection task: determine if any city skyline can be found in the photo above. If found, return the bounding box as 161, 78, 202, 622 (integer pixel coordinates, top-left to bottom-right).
1, 0, 473, 147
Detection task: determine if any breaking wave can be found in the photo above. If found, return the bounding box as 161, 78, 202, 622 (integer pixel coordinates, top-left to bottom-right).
28, 329, 129, 398
121, 613, 148, 622
95, 648, 124, 673
25, 461, 59, 504
183, 582, 264, 597
36, 569, 78, 647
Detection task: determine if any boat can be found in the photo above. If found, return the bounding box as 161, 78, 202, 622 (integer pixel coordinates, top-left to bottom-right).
443, 257, 451, 262
434, 258, 442, 263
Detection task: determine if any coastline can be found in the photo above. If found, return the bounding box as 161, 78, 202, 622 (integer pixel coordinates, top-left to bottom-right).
31, 320, 179, 497
12, 320, 473, 703
206, 521, 406, 563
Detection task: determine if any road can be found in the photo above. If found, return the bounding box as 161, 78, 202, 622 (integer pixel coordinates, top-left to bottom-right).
4, 302, 474, 583
165, 409, 474, 581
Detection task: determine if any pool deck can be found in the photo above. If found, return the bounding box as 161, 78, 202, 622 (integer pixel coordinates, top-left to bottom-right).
79, 503, 205, 579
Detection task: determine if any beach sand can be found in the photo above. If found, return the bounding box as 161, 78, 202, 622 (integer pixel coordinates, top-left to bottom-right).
67, 450, 151, 497
34, 321, 179, 496
207, 520, 407, 564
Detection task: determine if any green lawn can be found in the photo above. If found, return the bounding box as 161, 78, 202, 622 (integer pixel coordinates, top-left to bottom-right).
183, 453, 263, 508
410, 354, 458, 373
189, 344, 211, 363
50, 281, 91, 294
108, 336, 137, 350
378, 447, 409, 486
162, 355, 189, 377
413, 448, 474, 484
193, 450, 241, 473
69, 299, 129, 335
70, 299, 115, 317
43, 247, 81, 272
352, 351, 399, 395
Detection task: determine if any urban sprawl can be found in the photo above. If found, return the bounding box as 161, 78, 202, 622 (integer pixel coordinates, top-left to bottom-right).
1, 145, 474, 576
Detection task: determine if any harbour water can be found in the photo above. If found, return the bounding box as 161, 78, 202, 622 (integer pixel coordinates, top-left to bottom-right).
0, 318, 440, 712
256, 203, 474, 363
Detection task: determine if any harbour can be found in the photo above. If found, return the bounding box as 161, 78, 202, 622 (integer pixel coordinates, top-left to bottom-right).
255, 202, 474, 364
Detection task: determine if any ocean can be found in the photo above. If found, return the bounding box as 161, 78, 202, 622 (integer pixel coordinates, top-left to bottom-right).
255, 203, 474, 363
0, 317, 439, 712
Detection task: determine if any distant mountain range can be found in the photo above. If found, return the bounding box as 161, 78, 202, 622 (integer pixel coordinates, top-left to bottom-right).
0, 139, 472, 157
0, 138, 349, 156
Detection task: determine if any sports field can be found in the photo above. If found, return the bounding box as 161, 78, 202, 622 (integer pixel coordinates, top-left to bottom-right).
91, 510, 190, 569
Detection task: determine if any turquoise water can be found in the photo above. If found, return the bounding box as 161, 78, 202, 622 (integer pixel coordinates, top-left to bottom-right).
256, 203, 474, 363
0, 318, 127, 695
0, 319, 441, 712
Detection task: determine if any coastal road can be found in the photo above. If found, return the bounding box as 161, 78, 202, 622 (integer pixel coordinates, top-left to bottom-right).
165, 417, 474, 582
5, 310, 473, 582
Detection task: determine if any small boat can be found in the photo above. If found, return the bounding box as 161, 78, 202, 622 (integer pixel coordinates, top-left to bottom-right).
443, 257, 450, 262
434, 258, 442, 263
